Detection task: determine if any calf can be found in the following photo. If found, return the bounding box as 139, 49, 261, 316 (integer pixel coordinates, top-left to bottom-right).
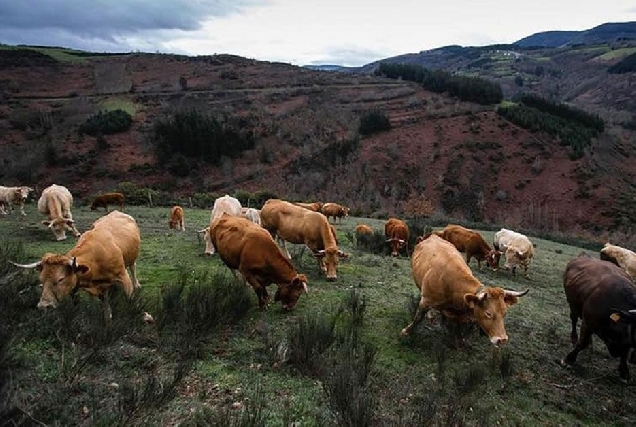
561, 253, 636, 381
321, 202, 350, 222
435, 224, 500, 270
168, 205, 185, 230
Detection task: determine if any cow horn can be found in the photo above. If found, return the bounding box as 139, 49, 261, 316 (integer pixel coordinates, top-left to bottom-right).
503, 289, 529, 297
303, 282, 308, 293
197, 227, 209, 234
398, 239, 405, 244
10, 260, 42, 269
629, 309, 636, 315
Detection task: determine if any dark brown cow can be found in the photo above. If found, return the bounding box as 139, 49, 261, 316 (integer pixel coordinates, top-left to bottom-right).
209, 213, 308, 310
321, 202, 350, 222
434, 224, 500, 269
561, 253, 636, 381
90, 192, 125, 211
401, 234, 528, 346
168, 205, 185, 230
261, 199, 347, 281
385, 218, 409, 257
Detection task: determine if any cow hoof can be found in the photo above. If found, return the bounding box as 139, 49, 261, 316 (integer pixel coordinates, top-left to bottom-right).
558, 358, 572, 368
400, 329, 409, 337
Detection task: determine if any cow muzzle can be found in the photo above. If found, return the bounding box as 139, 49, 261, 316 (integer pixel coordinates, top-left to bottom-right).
326, 276, 337, 282
490, 335, 508, 347
37, 300, 56, 310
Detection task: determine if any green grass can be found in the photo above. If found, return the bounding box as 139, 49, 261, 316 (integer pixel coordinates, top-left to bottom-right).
2, 205, 636, 425
98, 97, 139, 115
597, 47, 636, 61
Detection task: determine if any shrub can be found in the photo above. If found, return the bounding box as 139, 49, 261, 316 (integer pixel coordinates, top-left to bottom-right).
78, 109, 133, 136
359, 111, 391, 136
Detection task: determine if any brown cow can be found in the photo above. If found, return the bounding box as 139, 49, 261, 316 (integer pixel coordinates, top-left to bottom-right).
209, 213, 308, 310
385, 218, 409, 257
321, 202, 350, 222
434, 224, 500, 270
37, 184, 81, 241
168, 205, 185, 230
12, 210, 141, 320
0, 185, 34, 216
561, 253, 636, 380
355, 224, 373, 236
261, 199, 347, 281
294, 202, 323, 212
401, 234, 528, 346
90, 192, 125, 211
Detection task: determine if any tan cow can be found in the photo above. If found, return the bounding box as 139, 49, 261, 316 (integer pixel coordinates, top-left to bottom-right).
200, 195, 242, 255
90, 192, 125, 211
385, 218, 409, 257
37, 184, 81, 241
321, 202, 350, 222
12, 210, 141, 320
294, 202, 323, 212
600, 243, 636, 279
493, 228, 534, 276
209, 214, 308, 310
434, 224, 500, 270
0, 185, 34, 216
241, 207, 262, 227
168, 205, 185, 230
401, 234, 528, 346
261, 199, 347, 281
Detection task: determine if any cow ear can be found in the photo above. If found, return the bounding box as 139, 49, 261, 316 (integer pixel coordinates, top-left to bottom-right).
74, 264, 89, 274
503, 294, 519, 306
610, 309, 636, 323
464, 293, 481, 308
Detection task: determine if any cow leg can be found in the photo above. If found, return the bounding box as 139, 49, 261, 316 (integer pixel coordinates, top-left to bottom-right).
128, 262, 141, 291
563, 321, 592, 366
619, 352, 631, 381
569, 310, 579, 344
244, 275, 269, 309
401, 296, 430, 336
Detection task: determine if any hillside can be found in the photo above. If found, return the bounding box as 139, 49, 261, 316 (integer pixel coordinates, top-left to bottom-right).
0, 46, 635, 237
515, 21, 636, 47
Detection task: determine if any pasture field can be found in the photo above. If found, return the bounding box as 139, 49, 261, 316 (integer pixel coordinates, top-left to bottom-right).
2, 205, 636, 426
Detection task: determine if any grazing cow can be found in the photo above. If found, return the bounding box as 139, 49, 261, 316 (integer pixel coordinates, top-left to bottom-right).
241, 207, 262, 227
37, 184, 81, 241
355, 224, 373, 236
401, 234, 528, 346
209, 214, 308, 310
90, 192, 125, 211
294, 202, 323, 212
434, 224, 500, 270
561, 253, 636, 380
260, 199, 347, 281
493, 228, 535, 276
385, 218, 409, 257
201, 195, 242, 255
321, 202, 350, 222
600, 242, 636, 279
0, 185, 34, 216
168, 205, 185, 230
12, 210, 141, 320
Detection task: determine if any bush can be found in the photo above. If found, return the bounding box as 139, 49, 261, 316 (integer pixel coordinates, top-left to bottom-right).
78, 109, 133, 136
359, 111, 391, 136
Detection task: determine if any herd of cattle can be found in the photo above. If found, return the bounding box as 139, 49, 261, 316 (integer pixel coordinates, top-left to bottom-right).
4, 184, 636, 380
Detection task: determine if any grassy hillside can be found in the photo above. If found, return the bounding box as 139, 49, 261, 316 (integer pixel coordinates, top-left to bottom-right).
1, 205, 635, 426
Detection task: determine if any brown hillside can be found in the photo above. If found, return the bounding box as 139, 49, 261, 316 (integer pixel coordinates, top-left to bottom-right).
1, 50, 635, 236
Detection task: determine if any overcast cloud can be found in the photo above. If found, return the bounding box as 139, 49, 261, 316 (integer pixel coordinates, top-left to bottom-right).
1, 0, 635, 66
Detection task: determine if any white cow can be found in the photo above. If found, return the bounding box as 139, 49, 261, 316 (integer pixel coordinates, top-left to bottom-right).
199, 195, 242, 255
241, 207, 262, 227
493, 228, 534, 276
600, 242, 636, 279
37, 184, 81, 241
0, 185, 34, 216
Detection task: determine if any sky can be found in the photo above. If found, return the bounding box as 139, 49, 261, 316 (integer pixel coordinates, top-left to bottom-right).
1, 1, 636, 67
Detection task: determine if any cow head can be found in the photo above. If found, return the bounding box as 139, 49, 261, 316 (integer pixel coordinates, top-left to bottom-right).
42, 217, 80, 241
464, 287, 529, 347
12, 254, 89, 309
486, 249, 502, 270
314, 248, 347, 281
386, 237, 406, 257
609, 309, 636, 351
274, 274, 308, 310
15, 186, 33, 202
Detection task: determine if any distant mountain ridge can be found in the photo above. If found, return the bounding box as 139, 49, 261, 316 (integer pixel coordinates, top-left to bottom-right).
514, 21, 636, 47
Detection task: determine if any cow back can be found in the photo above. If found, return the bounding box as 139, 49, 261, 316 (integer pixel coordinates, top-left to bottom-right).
79, 210, 140, 267
38, 184, 73, 218
210, 195, 242, 222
